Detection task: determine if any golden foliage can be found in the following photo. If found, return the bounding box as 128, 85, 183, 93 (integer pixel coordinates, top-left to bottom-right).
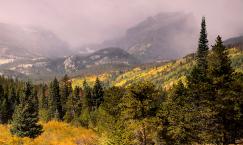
72, 73, 111, 88
0, 121, 97, 145
71, 48, 243, 89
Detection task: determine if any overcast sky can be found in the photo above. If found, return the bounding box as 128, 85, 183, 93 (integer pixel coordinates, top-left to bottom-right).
0, 0, 242, 47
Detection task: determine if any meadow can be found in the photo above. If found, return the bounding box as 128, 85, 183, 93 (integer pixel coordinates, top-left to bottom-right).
0, 121, 97, 145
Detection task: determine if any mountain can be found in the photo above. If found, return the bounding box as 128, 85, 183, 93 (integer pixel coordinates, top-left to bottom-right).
64, 47, 138, 72
224, 35, 243, 50
0, 47, 138, 80
0, 23, 71, 58
80, 12, 197, 62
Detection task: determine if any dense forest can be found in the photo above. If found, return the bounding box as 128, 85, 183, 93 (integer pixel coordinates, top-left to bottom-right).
0, 17, 243, 145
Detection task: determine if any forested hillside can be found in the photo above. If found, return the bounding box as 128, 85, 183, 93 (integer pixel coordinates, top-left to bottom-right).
72, 47, 243, 89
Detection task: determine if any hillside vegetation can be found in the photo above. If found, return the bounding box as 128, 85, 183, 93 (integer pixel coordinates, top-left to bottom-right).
72, 47, 243, 89
0, 121, 97, 145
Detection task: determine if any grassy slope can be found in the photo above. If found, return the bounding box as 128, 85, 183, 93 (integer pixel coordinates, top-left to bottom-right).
0, 121, 97, 145
72, 48, 243, 89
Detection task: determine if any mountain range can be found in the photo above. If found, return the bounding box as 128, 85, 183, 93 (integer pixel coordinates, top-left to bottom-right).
81, 12, 197, 62
0, 23, 71, 58
0, 12, 242, 81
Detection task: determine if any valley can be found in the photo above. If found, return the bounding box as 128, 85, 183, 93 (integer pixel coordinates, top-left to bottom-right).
0, 2, 242, 144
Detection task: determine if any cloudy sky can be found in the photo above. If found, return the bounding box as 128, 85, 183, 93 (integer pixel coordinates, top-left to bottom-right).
0, 0, 242, 47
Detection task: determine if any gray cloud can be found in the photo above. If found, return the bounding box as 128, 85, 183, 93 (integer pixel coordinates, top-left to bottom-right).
0, 0, 242, 47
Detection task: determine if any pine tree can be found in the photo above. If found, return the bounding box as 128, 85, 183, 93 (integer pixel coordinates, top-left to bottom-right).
0, 98, 8, 124
72, 86, 82, 118
10, 82, 43, 138
208, 36, 241, 144
92, 78, 104, 110
233, 72, 243, 141
48, 78, 62, 120
121, 81, 163, 145
97, 86, 127, 145
82, 80, 92, 111
0, 85, 4, 122
40, 84, 48, 110
38, 84, 49, 122
188, 17, 209, 86
157, 81, 196, 145
197, 16, 209, 74
7, 87, 18, 120
60, 74, 72, 118
209, 36, 233, 86
80, 80, 92, 127
186, 17, 215, 143
0, 85, 8, 124
64, 86, 82, 123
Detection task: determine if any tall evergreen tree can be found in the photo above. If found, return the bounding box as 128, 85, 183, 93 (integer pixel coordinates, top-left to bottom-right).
39, 84, 49, 122
0, 85, 8, 124
10, 82, 43, 138
197, 16, 209, 74
39, 84, 48, 110
80, 80, 93, 127
208, 36, 241, 144
121, 81, 163, 145
97, 86, 127, 145
157, 81, 196, 145
60, 74, 72, 118
92, 78, 104, 110
48, 78, 62, 120
7, 87, 18, 121
82, 80, 92, 111
186, 17, 215, 143
0, 85, 5, 123
188, 17, 209, 84
64, 86, 82, 123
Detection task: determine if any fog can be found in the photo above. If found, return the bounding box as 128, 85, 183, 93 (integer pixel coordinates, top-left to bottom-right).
0, 0, 242, 48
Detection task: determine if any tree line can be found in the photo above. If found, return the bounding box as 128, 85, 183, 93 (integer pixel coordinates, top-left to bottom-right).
0, 17, 242, 144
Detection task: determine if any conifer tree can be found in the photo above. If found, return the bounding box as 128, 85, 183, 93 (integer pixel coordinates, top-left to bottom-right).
92, 78, 104, 110
97, 86, 127, 145
72, 86, 82, 118
0, 85, 5, 122
82, 80, 92, 111
10, 82, 43, 138
48, 78, 62, 120
186, 17, 215, 143
0, 99, 8, 124
157, 81, 196, 145
7, 87, 18, 120
188, 17, 210, 85
197, 16, 209, 74
39, 84, 49, 122
208, 36, 241, 144
0, 85, 9, 124
60, 74, 72, 118
121, 81, 163, 145
64, 86, 82, 123
39, 84, 48, 110
209, 36, 233, 86
80, 80, 92, 127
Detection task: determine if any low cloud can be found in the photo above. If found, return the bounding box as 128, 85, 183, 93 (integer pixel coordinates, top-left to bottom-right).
0, 0, 242, 48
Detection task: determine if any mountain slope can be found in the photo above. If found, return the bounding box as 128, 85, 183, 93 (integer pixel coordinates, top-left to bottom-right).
63, 47, 138, 72
82, 12, 197, 62
0, 23, 71, 58
224, 35, 243, 50
0, 47, 139, 80
72, 47, 243, 89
